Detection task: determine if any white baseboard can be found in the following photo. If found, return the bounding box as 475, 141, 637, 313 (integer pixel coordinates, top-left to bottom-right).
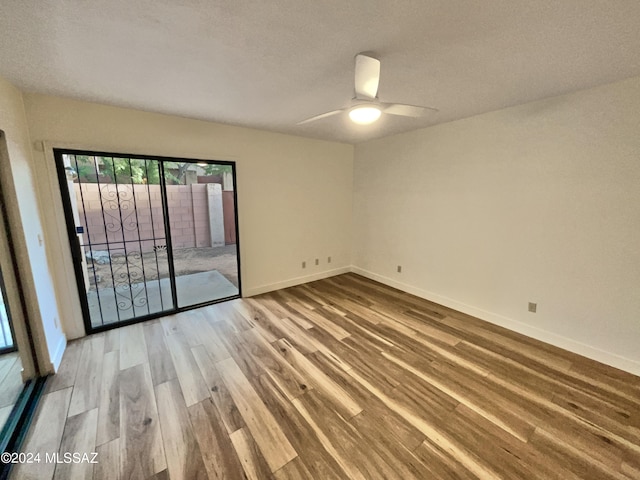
48, 335, 67, 374
243, 266, 351, 297
351, 266, 640, 376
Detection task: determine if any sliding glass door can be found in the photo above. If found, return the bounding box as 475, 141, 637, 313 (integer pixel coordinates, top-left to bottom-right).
55, 149, 241, 332
0, 130, 46, 478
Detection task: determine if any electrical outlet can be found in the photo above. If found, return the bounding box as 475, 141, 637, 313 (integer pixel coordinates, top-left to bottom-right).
327, 256, 331, 263
528, 302, 537, 313
315, 258, 319, 266
302, 261, 306, 269
397, 265, 402, 273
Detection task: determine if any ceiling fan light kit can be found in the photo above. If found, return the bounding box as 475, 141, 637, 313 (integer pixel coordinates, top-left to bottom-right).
349, 105, 382, 125
298, 53, 437, 127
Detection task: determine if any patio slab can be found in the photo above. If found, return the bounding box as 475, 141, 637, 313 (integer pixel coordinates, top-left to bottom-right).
87, 270, 238, 327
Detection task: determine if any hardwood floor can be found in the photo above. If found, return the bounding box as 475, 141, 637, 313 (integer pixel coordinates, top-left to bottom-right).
14, 273, 640, 479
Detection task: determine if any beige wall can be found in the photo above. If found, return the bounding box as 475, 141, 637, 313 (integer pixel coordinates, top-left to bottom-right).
353, 76, 640, 374
0, 77, 66, 372
22, 93, 354, 339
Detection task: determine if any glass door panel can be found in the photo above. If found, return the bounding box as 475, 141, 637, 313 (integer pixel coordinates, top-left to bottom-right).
63, 154, 175, 328
163, 161, 240, 308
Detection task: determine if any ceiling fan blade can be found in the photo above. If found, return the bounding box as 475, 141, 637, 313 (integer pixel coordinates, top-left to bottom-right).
354, 54, 380, 100
297, 109, 344, 125
382, 103, 438, 117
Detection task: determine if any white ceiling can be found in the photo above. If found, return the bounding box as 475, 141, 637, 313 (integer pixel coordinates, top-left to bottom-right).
1, 0, 640, 144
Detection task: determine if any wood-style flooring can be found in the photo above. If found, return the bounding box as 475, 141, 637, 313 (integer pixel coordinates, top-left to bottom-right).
14, 273, 640, 479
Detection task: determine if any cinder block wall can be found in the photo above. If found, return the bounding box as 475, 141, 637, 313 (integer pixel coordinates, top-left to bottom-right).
74, 183, 214, 253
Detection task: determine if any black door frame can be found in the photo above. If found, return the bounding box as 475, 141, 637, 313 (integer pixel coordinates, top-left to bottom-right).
54, 148, 242, 334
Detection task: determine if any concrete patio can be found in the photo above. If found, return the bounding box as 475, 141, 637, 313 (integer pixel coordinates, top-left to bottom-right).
86, 270, 238, 327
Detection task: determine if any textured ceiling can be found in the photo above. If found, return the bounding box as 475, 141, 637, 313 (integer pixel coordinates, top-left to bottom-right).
1, 0, 640, 144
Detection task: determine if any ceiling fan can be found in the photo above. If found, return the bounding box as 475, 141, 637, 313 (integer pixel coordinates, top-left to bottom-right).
298, 53, 438, 126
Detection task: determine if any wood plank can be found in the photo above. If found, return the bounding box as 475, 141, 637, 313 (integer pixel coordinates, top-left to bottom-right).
280, 288, 323, 310
382, 350, 535, 442
210, 320, 263, 378
103, 329, 120, 353
143, 321, 177, 385
239, 298, 285, 343
287, 304, 350, 341
457, 341, 640, 450
155, 379, 207, 480
177, 311, 206, 347
165, 332, 209, 406
381, 309, 461, 346
188, 398, 246, 480
251, 374, 347, 480
528, 427, 629, 480
259, 296, 314, 329
190, 313, 231, 362
209, 302, 254, 332
229, 300, 287, 345
191, 345, 245, 433
216, 357, 298, 472
271, 318, 352, 372
229, 427, 275, 480
290, 392, 367, 480
453, 403, 583, 480
96, 350, 119, 446
13, 387, 72, 480
69, 334, 105, 417
339, 313, 397, 348
94, 438, 120, 480
274, 338, 362, 419
53, 408, 99, 480
159, 314, 180, 336
293, 389, 402, 480
307, 352, 426, 452
422, 311, 575, 373
622, 455, 640, 479
119, 363, 166, 479
346, 367, 502, 479
273, 457, 314, 480
241, 328, 311, 400
46, 340, 82, 393
413, 439, 483, 480
265, 315, 319, 355
348, 410, 434, 479
119, 323, 147, 370
314, 332, 403, 392
146, 471, 169, 480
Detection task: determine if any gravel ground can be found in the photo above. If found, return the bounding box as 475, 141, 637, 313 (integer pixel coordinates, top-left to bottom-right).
88, 244, 239, 289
